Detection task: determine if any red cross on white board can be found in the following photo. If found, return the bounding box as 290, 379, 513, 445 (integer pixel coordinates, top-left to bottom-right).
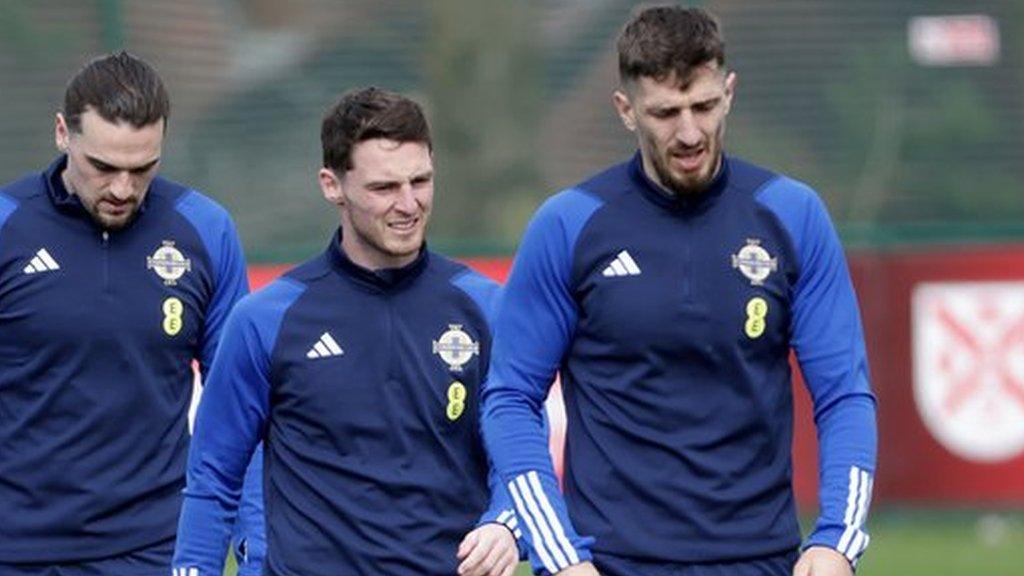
913, 282, 1024, 463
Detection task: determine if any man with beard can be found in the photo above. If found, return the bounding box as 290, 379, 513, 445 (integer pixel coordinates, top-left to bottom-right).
0, 51, 248, 574
174, 87, 521, 576
482, 6, 877, 576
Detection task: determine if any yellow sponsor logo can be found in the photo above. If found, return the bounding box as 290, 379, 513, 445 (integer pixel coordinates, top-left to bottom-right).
745, 297, 768, 339
163, 297, 184, 336
446, 381, 467, 421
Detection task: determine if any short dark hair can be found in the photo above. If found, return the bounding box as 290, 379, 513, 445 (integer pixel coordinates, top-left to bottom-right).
617, 5, 725, 86
321, 87, 432, 172
63, 50, 170, 133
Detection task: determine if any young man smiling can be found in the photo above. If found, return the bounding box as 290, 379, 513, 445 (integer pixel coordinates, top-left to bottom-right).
0, 51, 248, 574
483, 6, 877, 576
174, 87, 521, 576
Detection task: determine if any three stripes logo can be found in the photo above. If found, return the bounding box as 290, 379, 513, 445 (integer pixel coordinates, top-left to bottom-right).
838, 465, 874, 564
306, 331, 344, 359
173, 568, 198, 576
508, 471, 580, 574
23, 248, 60, 274
601, 250, 641, 277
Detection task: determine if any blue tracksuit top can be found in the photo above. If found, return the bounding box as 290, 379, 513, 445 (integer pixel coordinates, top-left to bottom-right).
174, 232, 521, 576
482, 153, 878, 573
0, 156, 248, 563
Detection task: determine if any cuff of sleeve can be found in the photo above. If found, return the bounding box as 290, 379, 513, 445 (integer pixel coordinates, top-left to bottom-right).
805, 524, 869, 567
173, 495, 236, 576
534, 550, 594, 576
478, 509, 528, 560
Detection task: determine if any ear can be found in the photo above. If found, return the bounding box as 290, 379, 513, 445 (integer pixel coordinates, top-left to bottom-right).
723, 71, 737, 115
612, 89, 637, 132
55, 113, 70, 153
319, 167, 345, 205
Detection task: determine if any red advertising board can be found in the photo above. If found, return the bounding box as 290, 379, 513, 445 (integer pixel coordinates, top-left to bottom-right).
248, 244, 1024, 509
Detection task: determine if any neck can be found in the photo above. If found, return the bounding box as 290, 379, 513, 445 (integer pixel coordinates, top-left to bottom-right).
60, 168, 77, 196
338, 236, 418, 272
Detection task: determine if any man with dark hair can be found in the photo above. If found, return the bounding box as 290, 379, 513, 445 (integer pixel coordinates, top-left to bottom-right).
174, 87, 522, 576
0, 51, 248, 574
483, 6, 877, 576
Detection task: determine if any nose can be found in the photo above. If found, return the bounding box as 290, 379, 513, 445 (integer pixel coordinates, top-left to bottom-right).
109, 171, 135, 200
394, 182, 419, 213
675, 112, 702, 147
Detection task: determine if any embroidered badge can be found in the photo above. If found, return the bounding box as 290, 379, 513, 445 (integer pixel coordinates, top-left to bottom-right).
432, 324, 479, 372
147, 240, 192, 286
731, 239, 777, 286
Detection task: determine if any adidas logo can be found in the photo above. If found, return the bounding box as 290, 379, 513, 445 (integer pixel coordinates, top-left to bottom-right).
601, 250, 641, 277
306, 332, 344, 359
173, 568, 199, 576
23, 248, 60, 274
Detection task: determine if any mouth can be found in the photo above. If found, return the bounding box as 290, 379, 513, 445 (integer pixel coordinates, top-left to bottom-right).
670, 147, 706, 172
387, 217, 421, 234
100, 198, 133, 211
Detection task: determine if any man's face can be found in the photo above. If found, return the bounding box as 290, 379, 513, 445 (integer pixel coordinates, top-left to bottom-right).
55, 108, 164, 230
614, 63, 735, 196
320, 138, 434, 270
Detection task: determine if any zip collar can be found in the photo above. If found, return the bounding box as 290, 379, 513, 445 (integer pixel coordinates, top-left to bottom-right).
325, 227, 429, 292
628, 150, 730, 213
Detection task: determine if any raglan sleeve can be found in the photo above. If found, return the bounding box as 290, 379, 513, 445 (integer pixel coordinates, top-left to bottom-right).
198, 207, 249, 379
481, 190, 600, 575
173, 292, 278, 576
775, 184, 878, 566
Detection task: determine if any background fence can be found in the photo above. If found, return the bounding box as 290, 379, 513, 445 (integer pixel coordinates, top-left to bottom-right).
3, 1, 1024, 259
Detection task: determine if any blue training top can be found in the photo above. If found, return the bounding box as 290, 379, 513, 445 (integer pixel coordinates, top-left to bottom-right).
174, 232, 521, 576
0, 156, 248, 563
482, 153, 878, 574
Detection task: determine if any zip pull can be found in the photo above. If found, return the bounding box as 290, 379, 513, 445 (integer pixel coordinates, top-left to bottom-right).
101, 230, 109, 244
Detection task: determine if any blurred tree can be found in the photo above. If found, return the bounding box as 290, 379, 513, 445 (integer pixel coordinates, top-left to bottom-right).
425, 0, 544, 250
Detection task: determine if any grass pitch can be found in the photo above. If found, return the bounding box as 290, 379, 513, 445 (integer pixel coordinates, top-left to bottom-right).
224, 509, 1024, 575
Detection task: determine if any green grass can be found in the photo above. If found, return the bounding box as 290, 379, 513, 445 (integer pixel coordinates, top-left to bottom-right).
225, 510, 1024, 575
856, 509, 1024, 576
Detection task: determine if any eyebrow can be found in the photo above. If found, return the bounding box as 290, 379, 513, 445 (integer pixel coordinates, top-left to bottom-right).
364, 170, 434, 188
85, 154, 160, 173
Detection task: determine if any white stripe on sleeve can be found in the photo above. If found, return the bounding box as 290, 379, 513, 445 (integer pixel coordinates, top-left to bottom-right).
508, 479, 559, 574
513, 474, 570, 568
526, 471, 580, 565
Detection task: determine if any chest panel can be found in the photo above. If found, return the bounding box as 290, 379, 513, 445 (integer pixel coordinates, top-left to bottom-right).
269, 277, 490, 460
571, 191, 797, 379
0, 204, 210, 368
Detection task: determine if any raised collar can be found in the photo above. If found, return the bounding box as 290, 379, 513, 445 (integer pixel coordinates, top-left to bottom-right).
325, 227, 429, 292
628, 150, 730, 213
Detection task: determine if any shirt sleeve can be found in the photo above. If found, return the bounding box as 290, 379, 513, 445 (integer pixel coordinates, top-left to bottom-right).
759, 180, 878, 565
481, 190, 601, 574
232, 445, 267, 576
175, 190, 250, 380
198, 212, 250, 379
173, 280, 300, 576
451, 271, 527, 559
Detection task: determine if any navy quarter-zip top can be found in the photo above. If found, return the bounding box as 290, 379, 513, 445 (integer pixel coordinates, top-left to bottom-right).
483, 152, 877, 573
0, 156, 248, 563
175, 232, 521, 576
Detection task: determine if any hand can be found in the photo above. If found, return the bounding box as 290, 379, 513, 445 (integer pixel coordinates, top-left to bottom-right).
793, 546, 853, 576
457, 523, 519, 576
556, 562, 601, 575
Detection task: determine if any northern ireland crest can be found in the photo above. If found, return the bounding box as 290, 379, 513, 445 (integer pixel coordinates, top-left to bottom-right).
731, 239, 777, 286
147, 240, 192, 286
432, 324, 479, 372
